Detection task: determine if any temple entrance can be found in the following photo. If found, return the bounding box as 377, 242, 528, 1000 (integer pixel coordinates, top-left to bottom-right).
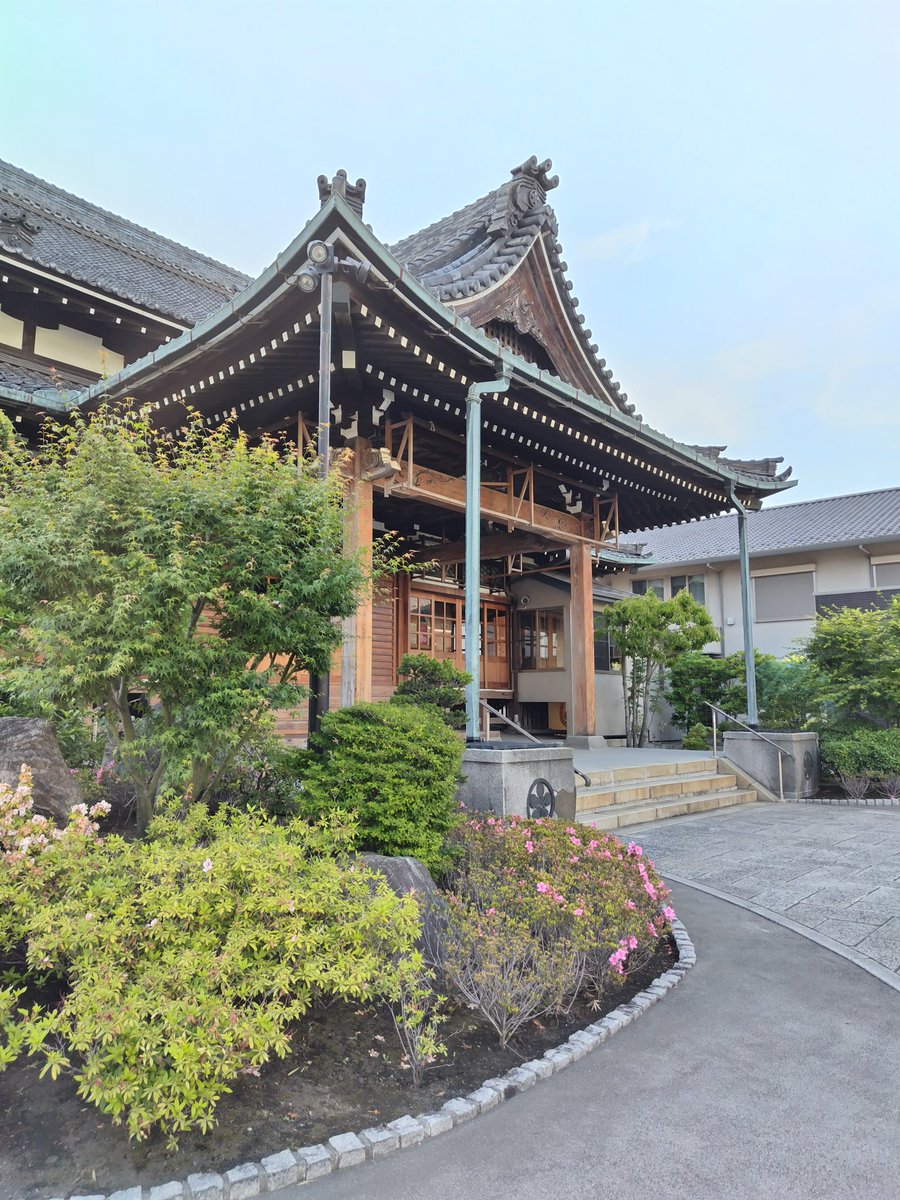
408, 585, 511, 693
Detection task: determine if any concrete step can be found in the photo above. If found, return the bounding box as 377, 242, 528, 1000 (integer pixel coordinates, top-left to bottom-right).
575, 770, 738, 812
583, 756, 718, 787
576, 786, 758, 830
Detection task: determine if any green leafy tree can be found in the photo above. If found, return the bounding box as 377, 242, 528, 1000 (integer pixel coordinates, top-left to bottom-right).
667, 649, 822, 732
391, 653, 471, 729
599, 591, 717, 746
0, 405, 387, 832
804, 599, 900, 727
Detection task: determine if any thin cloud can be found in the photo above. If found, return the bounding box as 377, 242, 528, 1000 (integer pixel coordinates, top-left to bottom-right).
581, 219, 679, 265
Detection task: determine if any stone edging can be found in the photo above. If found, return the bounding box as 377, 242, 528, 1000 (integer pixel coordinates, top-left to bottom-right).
43, 920, 696, 1200
787, 796, 900, 808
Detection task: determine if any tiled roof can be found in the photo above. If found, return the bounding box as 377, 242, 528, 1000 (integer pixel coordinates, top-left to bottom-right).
0, 160, 250, 324
0, 348, 93, 397
633, 488, 900, 566
389, 156, 640, 419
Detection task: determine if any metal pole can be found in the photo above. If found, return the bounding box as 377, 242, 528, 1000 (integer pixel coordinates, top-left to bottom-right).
308, 269, 334, 735
464, 372, 510, 741
734, 495, 759, 727
712, 707, 718, 759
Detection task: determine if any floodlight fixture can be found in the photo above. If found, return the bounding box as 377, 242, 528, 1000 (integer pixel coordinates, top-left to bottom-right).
307, 239, 333, 267
296, 265, 320, 293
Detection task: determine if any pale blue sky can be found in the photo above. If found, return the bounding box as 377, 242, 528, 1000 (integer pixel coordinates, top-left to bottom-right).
3, 0, 898, 503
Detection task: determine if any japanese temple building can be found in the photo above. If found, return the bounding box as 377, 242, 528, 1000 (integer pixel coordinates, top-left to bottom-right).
0, 156, 795, 743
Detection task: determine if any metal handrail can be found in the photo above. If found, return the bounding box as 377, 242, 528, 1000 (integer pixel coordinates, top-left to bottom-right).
479, 700, 542, 745
704, 701, 794, 800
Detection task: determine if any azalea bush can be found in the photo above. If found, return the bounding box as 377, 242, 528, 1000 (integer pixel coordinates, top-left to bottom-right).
0, 782, 420, 1143
441, 815, 674, 1041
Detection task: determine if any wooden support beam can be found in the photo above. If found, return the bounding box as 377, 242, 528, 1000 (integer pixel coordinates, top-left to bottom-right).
569, 542, 597, 738
341, 438, 374, 705
410, 531, 564, 566
376, 463, 594, 545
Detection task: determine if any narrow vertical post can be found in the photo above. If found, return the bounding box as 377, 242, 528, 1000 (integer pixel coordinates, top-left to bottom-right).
569, 542, 597, 738
465, 372, 510, 741
712, 707, 718, 758
735, 496, 758, 727
308, 271, 334, 736
341, 436, 373, 706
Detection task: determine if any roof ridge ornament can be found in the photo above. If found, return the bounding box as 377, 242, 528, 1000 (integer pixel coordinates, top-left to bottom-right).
510, 156, 559, 200
317, 170, 366, 219
0, 206, 42, 250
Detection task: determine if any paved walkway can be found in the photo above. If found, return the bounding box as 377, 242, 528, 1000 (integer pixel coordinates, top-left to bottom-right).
279, 885, 900, 1200
627, 802, 900, 979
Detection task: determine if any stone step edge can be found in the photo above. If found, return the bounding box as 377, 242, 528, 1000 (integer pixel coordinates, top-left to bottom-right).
577, 789, 757, 827
575, 773, 738, 809
582, 759, 718, 785
41, 925, 697, 1200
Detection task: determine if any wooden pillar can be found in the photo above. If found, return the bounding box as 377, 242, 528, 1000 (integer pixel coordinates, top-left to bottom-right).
569, 542, 597, 737
341, 438, 373, 706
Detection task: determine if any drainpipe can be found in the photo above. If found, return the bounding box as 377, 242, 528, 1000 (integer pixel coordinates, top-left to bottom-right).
308, 268, 334, 735
729, 487, 758, 726
465, 370, 511, 742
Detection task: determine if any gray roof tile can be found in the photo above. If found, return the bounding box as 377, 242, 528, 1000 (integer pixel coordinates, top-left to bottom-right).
634, 488, 900, 565
0, 160, 250, 324
0, 349, 93, 396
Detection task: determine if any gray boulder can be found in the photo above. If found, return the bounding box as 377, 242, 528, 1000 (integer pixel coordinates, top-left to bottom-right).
359, 852, 448, 960
0, 717, 83, 823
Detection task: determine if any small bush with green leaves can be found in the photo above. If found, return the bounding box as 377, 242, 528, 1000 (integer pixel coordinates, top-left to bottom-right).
391, 653, 471, 729
819, 726, 900, 782
0, 785, 419, 1144
300, 701, 464, 870
441, 816, 674, 1040
681, 723, 710, 750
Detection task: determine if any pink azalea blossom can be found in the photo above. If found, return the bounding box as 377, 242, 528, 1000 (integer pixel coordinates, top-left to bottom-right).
536, 881, 550, 894
573, 907, 584, 917
662, 905, 676, 922
202, 857, 213, 873
525, 840, 534, 853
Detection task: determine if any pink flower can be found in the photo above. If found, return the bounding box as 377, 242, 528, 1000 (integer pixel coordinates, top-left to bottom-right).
525, 840, 534, 854
662, 905, 676, 922
536, 881, 550, 894
644, 881, 657, 899
628, 842, 643, 857
647, 920, 658, 938
202, 858, 213, 873
569, 836, 582, 847
625, 900, 636, 911
573, 907, 584, 917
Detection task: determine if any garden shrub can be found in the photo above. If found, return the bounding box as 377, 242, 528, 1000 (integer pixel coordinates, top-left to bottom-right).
819, 726, 900, 781
300, 702, 464, 870
0, 783, 419, 1143
681, 723, 710, 750
441, 816, 674, 1043
390, 653, 470, 729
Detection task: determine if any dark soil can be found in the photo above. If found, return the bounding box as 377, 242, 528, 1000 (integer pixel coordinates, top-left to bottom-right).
0, 939, 675, 1200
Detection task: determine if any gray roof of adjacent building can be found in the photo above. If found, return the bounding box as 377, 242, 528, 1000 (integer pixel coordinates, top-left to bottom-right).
0, 159, 251, 324
633, 487, 900, 566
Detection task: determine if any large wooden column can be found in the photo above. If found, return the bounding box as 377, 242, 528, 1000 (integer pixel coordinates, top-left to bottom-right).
341, 438, 373, 706
569, 542, 597, 738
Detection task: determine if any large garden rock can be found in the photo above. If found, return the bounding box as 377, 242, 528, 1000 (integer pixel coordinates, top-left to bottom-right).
0, 717, 83, 823
359, 852, 447, 959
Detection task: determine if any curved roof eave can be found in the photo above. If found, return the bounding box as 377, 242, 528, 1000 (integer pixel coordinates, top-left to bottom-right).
79, 193, 795, 499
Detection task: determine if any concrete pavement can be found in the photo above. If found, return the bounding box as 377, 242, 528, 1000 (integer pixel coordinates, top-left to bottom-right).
276, 884, 900, 1200
629, 803, 900, 980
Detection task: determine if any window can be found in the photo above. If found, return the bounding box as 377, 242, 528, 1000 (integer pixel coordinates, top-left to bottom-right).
593, 625, 621, 673
754, 571, 815, 621
632, 578, 664, 599
874, 560, 900, 588
671, 573, 706, 605
519, 607, 564, 670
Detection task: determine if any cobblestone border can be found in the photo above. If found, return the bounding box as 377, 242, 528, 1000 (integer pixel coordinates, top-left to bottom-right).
788, 796, 900, 808
41, 920, 695, 1200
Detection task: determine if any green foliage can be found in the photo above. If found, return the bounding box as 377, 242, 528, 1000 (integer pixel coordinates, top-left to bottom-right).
599, 591, 717, 746
0, 799, 419, 1143
442, 816, 673, 1040
819, 726, 900, 781
385, 955, 448, 1085
681, 723, 710, 750
805, 598, 900, 727
667, 650, 822, 733
391, 653, 470, 729
0, 404, 390, 831
299, 702, 464, 870
208, 737, 312, 819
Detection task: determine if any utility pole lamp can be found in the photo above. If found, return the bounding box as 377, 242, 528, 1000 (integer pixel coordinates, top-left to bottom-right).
296, 240, 370, 736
